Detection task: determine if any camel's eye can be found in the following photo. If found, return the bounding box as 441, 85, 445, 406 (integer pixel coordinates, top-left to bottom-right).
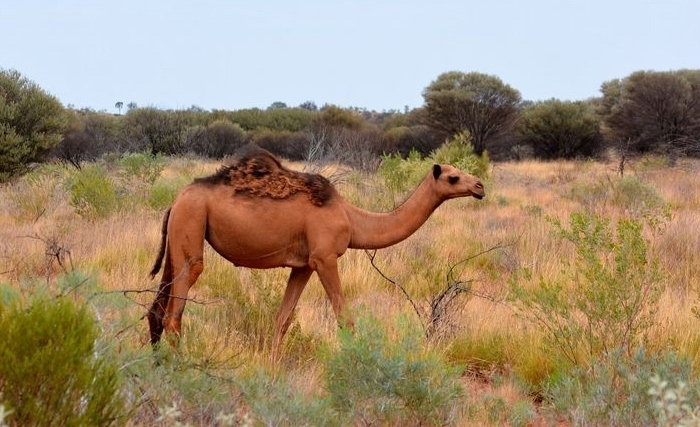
448, 176, 459, 185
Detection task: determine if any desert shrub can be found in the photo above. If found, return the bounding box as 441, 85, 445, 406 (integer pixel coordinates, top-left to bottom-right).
0, 69, 67, 182
613, 175, 671, 223
237, 369, 339, 427
568, 175, 671, 227
68, 164, 118, 219
190, 119, 248, 158
119, 151, 165, 185
321, 314, 463, 426
649, 375, 700, 426
509, 211, 665, 368
7, 166, 67, 222
378, 132, 490, 199
0, 288, 124, 427
118, 341, 243, 426
378, 148, 426, 191
430, 131, 490, 179
147, 176, 188, 210
548, 349, 700, 426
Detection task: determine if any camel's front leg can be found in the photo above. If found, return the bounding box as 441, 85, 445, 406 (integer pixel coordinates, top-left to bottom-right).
271, 266, 313, 362
310, 254, 355, 331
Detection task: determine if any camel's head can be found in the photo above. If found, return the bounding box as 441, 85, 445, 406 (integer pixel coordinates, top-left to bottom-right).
432, 164, 485, 200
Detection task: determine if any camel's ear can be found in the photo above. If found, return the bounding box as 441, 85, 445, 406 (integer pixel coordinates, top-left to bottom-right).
432, 164, 442, 180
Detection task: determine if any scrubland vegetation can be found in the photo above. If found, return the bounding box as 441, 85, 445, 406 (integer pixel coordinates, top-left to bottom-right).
1, 147, 700, 426
3, 65, 700, 425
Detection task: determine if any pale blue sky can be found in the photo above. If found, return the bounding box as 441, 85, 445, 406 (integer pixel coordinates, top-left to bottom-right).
2, 0, 698, 113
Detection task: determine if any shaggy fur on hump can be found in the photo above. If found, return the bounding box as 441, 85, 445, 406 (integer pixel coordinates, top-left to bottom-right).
195, 145, 333, 206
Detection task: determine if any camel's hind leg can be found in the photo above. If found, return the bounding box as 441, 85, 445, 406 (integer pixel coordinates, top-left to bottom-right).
158, 211, 206, 344
147, 254, 173, 345
271, 266, 313, 361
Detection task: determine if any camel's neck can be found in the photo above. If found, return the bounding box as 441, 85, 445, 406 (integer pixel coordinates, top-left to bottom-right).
344, 175, 443, 250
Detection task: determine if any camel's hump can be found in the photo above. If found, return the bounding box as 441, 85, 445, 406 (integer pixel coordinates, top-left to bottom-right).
194, 146, 333, 206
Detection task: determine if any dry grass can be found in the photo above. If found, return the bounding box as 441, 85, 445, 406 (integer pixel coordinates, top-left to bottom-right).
1, 155, 699, 426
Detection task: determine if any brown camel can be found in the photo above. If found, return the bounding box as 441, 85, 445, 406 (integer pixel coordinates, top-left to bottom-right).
147, 146, 484, 360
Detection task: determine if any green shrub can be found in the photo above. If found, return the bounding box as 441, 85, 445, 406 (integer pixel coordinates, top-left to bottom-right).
509, 211, 665, 368
0, 292, 124, 426
237, 369, 339, 427
378, 148, 427, 196
649, 374, 700, 426
119, 152, 165, 185
548, 349, 700, 426
378, 132, 490, 201
68, 165, 118, 219
148, 177, 188, 210
321, 314, 463, 426
429, 131, 490, 179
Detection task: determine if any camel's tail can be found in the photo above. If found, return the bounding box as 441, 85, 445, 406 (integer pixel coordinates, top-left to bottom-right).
149, 207, 171, 279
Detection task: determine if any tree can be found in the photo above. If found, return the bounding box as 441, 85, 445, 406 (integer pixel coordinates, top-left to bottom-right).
0, 69, 67, 181
299, 100, 318, 111
422, 71, 521, 155
114, 101, 123, 115
267, 101, 288, 110
518, 99, 603, 159
600, 70, 700, 157
190, 119, 248, 158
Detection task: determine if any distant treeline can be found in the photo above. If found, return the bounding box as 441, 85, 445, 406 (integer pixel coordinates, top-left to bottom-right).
2, 68, 700, 181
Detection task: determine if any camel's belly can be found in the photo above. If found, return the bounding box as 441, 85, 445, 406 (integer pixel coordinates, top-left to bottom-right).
205, 214, 310, 269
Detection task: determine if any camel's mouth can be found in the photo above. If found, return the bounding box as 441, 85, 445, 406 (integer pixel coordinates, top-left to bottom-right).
473, 193, 484, 200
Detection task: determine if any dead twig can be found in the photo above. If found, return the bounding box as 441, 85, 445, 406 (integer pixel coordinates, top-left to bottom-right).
366, 241, 514, 339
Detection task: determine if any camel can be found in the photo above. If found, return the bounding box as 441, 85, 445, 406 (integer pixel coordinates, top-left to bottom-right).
147, 145, 485, 360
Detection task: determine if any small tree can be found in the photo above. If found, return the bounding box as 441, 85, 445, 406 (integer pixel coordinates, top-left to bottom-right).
0, 69, 67, 181
518, 99, 603, 159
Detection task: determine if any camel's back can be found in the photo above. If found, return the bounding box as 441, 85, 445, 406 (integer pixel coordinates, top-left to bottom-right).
195, 148, 333, 207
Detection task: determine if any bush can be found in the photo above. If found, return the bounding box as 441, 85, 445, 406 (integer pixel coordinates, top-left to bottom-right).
68, 165, 118, 219
190, 120, 248, 158
430, 131, 490, 178
509, 211, 665, 368
0, 69, 67, 182
237, 369, 338, 426
119, 152, 165, 185
0, 289, 124, 426
518, 99, 603, 159
378, 149, 428, 198
321, 314, 463, 426
549, 349, 700, 426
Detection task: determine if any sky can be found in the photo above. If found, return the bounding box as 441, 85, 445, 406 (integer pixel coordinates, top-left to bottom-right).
2, 0, 699, 114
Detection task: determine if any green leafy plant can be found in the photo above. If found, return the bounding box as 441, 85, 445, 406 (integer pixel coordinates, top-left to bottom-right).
0, 291, 124, 426
321, 313, 463, 426
68, 165, 118, 219
237, 369, 338, 427
548, 349, 699, 426
649, 375, 700, 426
509, 211, 665, 368
119, 151, 165, 185
429, 131, 490, 179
